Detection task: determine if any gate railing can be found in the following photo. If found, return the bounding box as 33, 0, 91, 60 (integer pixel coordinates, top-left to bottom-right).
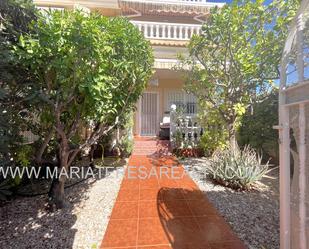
131, 20, 202, 41
170, 105, 202, 148
277, 1, 309, 249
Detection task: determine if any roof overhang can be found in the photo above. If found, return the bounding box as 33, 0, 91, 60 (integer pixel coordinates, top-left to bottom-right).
119, 0, 224, 16
34, 0, 121, 15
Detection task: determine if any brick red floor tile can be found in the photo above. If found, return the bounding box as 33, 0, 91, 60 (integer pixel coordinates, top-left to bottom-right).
101, 219, 137, 248
158, 199, 193, 218
138, 200, 160, 218
186, 199, 219, 216
101, 138, 246, 249
121, 179, 140, 190
137, 246, 171, 249
158, 188, 185, 201
116, 189, 140, 202
195, 216, 238, 243
110, 201, 139, 220
163, 217, 210, 248
209, 240, 247, 249
137, 218, 170, 246
139, 188, 162, 201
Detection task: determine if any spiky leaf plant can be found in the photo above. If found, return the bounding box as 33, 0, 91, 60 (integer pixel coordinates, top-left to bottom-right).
208, 145, 271, 190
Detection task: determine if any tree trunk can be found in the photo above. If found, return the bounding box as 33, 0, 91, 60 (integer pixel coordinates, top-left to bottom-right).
227, 122, 238, 149
48, 140, 69, 209
36, 129, 53, 164
48, 178, 66, 209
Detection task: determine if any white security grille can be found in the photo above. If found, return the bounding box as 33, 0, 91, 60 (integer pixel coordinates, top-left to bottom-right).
141, 92, 158, 136
166, 91, 197, 115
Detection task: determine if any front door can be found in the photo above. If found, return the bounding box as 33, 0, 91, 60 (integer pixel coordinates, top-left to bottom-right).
140, 92, 158, 136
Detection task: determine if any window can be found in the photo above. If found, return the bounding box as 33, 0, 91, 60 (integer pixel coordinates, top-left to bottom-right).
166, 91, 197, 115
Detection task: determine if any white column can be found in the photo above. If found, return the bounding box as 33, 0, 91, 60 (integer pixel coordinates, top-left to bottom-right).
179, 25, 184, 39
162, 24, 166, 38
170, 104, 177, 148
184, 26, 189, 39
155, 24, 160, 38
279, 56, 291, 249
172, 26, 176, 39
150, 24, 154, 38
167, 25, 171, 39
190, 27, 194, 38
145, 24, 149, 38
298, 103, 307, 249
196, 26, 200, 35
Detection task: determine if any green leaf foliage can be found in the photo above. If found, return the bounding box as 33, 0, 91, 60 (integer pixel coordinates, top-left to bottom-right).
0, 0, 38, 170
16, 10, 153, 125
180, 0, 299, 150
238, 89, 279, 163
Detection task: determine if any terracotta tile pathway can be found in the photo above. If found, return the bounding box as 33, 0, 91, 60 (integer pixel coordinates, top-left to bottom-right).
101, 138, 246, 249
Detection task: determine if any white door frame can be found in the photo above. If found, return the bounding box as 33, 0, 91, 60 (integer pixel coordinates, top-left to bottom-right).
139, 91, 160, 136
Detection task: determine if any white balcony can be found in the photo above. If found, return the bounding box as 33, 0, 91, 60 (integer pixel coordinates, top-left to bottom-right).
121, 0, 224, 8
131, 21, 202, 41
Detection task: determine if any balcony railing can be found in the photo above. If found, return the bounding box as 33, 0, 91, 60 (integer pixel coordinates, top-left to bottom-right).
131, 21, 202, 40
121, 0, 224, 8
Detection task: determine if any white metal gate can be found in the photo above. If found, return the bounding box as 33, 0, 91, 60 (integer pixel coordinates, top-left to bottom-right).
140, 92, 159, 136
278, 1, 309, 248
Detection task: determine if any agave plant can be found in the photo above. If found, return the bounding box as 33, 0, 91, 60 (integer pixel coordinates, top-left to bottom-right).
207, 145, 272, 190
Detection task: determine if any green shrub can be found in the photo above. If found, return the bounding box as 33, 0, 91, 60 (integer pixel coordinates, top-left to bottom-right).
238, 90, 279, 163
199, 128, 228, 156
198, 105, 229, 156
0, 0, 38, 166
0, 180, 12, 201
118, 111, 134, 157
207, 145, 271, 190
119, 136, 133, 157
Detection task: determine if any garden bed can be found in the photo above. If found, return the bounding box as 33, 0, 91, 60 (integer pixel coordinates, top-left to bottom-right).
0, 161, 125, 249
180, 157, 279, 249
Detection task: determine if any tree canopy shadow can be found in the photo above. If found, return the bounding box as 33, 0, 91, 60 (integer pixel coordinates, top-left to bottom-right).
0, 165, 117, 249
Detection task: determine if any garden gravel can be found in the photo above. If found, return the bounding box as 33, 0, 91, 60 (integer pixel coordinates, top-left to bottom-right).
180, 157, 279, 249
0, 166, 124, 249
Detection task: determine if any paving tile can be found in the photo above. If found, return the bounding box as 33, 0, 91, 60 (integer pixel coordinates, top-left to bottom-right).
158, 179, 180, 188
101, 139, 246, 249
209, 240, 247, 249
172, 242, 212, 249
137, 218, 170, 246
110, 201, 139, 219
101, 219, 137, 248
186, 199, 219, 216
121, 179, 140, 190
181, 188, 204, 200
117, 189, 140, 202
136, 245, 171, 249
139, 200, 160, 218
158, 188, 185, 200
139, 178, 159, 189
195, 216, 237, 243
163, 217, 210, 248
139, 188, 161, 201
158, 199, 193, 218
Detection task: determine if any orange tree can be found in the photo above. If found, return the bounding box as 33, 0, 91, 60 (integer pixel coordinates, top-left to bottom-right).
16, 10, 153, 208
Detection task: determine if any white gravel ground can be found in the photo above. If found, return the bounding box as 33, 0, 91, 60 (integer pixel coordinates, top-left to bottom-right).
179, 157, 279, 249
0, 166, 124, 249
